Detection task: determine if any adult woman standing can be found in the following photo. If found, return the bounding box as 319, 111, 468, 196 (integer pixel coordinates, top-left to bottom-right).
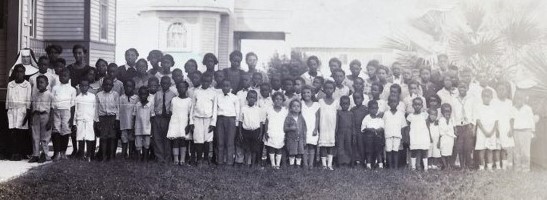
66, 44, 91, 87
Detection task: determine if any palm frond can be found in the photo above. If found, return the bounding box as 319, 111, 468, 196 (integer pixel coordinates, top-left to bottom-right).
521, 49, 547, 95
409, 10, 445, 41
502, 16, 541, 48
463, 4, 485, 33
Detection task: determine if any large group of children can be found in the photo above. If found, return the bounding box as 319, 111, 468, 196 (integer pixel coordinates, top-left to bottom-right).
4, 45, 538, 172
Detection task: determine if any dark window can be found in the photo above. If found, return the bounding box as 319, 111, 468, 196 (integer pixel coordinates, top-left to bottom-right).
100, 0, 108, 40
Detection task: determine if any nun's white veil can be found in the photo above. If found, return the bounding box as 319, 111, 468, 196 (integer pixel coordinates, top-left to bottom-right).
9, 48, 39, 78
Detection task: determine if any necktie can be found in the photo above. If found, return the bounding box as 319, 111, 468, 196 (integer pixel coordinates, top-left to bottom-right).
162, 91, 167, 116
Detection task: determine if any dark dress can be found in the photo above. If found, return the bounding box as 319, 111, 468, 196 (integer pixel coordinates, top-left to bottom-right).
336, 110, 354, 165
117, 64, 138, 83
351, 105, 368, 163
67, 64, 91, 87
223, 68, 245, 93
284, 114, 307, 156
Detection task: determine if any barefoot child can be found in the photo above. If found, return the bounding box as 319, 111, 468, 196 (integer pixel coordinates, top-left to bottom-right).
134, 87, 154, 161
29, 75, 53, 163
167, 81, 193, 165
336, 96, 353, 166
407, 97, 430, 171
73, 79, 98, 161
318, 81, 338, 170
264, 92, 288, 169
439, 103, 456, 169
284, 99, 307, 168
383, 95, 407, 169
300, 86, 320, 169
118, 80, 138, 159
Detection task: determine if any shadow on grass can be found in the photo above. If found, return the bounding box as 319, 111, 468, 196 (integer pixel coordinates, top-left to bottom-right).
1, 160, 547, 199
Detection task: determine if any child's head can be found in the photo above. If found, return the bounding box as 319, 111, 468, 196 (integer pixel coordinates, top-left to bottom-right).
375, 65, 389, 82
160, 76, 172, 91
368, 100, 379, 115
161, 54, 174, 73
259, 83, 271, 97
95, 59, 108, 77
72, 44, 88, 63
389, 84, 402, 97
176, 81, 189, 97
312, 76, 324, 91
124, 79, 135, 96
107, 63, 118, 79
221, 80, 232, 94
388, 95, 400, 111
340, 96, 351, 111
476, 72, 489, 87
427, 108, 438, 121
391, 62, 401, 77
202, 53, 218, 70
427, 94, 441, 109
59, 68, 70, 84
459, 67, 473, 84
240, 72, 251, 89
214, 70, 225, 86
442, 75, 454, 90
366, 60, 378, 78
301, 85, 313, 102
352, 77, 364, 92
332, 69, 345, 86
408, 80, 420, 95
353, 92, 365, 107
420, 68, 431, 82
513, 94, 525, 107
124, 48, 139, 66
322, 81, 336, 97
438, 54, 449, 70
54, 58, 66, 75
184, 59, 198, 74
481, 88, 494, 105
270, 74, 282, 90
172, 68, 184, 84
85, 67, 96, 82
147, 50, 163, 68
441, 103, 452, 119
245, 52, 258, 68
251, 72, 263, 86
229, 50, 243, 68
102, 77, 114, 92
370, 82, 383, 99
136, 58, 148, 74
349, 60, 362, 76
328, 58, 342, 73
272, 92, 285, 108
189, 71, 202, 87
412, 97, 424, 114
147, 77, 159, 94
201, 73, 213, 89
79, 79, 90, 94
496, 81, 511, 100
138, 86, 149, 102
246, 90, 258, 106
289, 99, 302, 114
402, 67, 412, 82
307, 56, 320, 72
457, 81, 468, 97
38, 56, 50, 73
282, 78, 295, 93
294, 77, 305, 94
36, 75, 49, 92
45, 44, 62, 62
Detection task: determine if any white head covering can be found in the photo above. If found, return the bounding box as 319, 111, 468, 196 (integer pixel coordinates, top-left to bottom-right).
9, 49, 39, 77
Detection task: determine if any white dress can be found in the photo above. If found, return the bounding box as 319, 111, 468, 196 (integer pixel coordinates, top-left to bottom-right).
301, 101, 320, 145
6, 81, 32, 129
439, 117, 456, 156
318, 99, 339, 147
407, 112, 430, 150
167, 97, 193, 140
497, 99, 515, 148
427, 123, 441, 158
264, 107, 288, 149
475, 103, 500, 150
74, 93, 97, 141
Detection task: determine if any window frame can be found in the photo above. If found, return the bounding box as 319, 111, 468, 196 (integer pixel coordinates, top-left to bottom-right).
99, 0, 109, 41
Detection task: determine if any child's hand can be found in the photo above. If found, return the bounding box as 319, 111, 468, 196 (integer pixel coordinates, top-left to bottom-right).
265, 134, 269, 141
208, 125, 215, 133
312, 128, 318, 136
185, 125, 194, 134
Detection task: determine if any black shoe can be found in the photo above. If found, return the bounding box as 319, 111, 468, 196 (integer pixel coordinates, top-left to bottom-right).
38, 154, 47, 163
28, 156, 40, 163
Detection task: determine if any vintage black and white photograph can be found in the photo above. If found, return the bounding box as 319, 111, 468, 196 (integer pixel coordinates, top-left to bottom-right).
1, 0, 547, 199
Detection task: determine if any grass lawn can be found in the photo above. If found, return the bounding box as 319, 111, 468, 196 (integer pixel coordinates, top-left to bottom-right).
0, 160, 546, 200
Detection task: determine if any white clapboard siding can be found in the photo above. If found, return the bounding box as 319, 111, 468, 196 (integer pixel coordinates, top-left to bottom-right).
201, 17, 217, 54
42, 0, 85, 40
218, 15, 230, 70
90, 0, 116, 44
89, 48, 115, 65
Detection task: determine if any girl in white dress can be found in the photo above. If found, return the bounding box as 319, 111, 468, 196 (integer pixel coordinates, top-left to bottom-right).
300, 86, 320, 169
167, 81, 193, 165
496, 81, 514, 170
318, 81, 338, 170
439, 103, 456, 170
475, 88, 500, 171
265, 92, 288, 169
407, 97, 430, 171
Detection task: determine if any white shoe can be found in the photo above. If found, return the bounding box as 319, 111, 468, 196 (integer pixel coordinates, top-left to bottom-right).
378, 163, 384, 169
328, 166, 334, 171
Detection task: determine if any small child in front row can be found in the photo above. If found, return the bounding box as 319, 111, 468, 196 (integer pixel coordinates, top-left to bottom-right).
190, 73, 217, 165
426, 108, 441, 170
407, 97, 430, 171
438, 103, 456, 170
264, 92, 288, 169
361, 100, 385, 169
51, 68, 76, 161
6, 65, 32, 161
167, 81, 193, 165
475, 88, 500, 171
118, 79, 139, 159
284, 99, 307, 167
317, 81, 338, 170
134, 87, 154, 161
73, 79, 98, 161
383, 95, 407, 169
29, 75, 53, 163
336, 96, 353, 166
512, 95, 535, 172
238, 90, 264, 167
96, 78, 120, 161
300, 86, 320, 169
